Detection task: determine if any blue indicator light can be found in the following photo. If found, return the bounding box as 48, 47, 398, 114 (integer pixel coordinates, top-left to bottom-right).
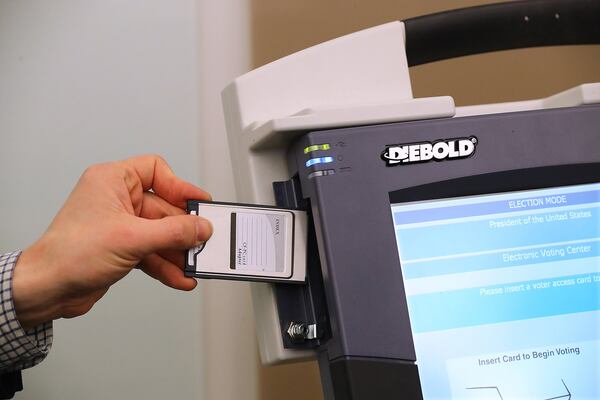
305, 156, 334, 168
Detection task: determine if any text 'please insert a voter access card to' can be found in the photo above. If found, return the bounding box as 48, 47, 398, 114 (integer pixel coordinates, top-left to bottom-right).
185, 201, 307, 283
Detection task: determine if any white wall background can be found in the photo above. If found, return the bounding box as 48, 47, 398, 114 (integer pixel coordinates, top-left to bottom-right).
0, 1, 253, 398
195, 2, 260, 400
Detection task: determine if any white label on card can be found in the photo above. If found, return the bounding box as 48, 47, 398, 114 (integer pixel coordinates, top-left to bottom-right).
232, 212, 285, 272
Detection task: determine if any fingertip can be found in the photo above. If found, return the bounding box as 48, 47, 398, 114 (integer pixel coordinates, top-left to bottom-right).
180, 277, 198, 291
177, 179, 210, 201
193, 187, 212, 202
140, 254, 198, 291
190, 184, 211, 201
195, 216, 213, 244
167, 276, 197, 291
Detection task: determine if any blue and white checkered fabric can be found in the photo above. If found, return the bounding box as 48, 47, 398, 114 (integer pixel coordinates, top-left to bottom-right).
0, 252, 52, 372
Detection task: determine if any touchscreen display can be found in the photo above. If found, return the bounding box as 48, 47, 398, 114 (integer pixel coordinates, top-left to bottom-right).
392, 183, 600, 400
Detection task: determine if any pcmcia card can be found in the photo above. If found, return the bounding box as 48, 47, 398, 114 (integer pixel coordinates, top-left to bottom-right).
185, 201, 307, 283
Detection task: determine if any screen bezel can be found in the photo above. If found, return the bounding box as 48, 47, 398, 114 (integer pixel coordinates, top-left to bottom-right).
389, 163, 600, 205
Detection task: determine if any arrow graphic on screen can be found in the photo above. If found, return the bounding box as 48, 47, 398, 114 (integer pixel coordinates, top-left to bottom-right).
542, 379, 571, 400
466, 379, 571, 400
466, 385, 504, 399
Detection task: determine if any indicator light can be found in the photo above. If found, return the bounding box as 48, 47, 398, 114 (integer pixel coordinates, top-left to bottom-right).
304, 144, 331, 154
308, 169, 336, 179
306, 156, 334, 168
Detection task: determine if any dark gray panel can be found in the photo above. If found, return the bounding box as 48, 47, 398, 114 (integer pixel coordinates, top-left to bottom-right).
291, 104, 600, 361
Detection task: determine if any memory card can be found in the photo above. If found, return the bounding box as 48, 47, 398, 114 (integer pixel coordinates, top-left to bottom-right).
185, 201, 307, 283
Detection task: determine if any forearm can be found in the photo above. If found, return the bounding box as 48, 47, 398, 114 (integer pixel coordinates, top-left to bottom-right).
0, 251, 53, 373
12, 239, 64, 330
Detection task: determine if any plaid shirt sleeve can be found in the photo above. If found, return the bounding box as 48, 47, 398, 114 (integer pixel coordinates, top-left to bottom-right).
0, 251, 53, 373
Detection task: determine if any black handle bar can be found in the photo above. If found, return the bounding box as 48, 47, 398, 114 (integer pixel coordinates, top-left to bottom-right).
405, 0, 600, 66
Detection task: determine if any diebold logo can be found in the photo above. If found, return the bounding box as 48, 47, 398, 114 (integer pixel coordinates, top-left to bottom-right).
381, 136, 477, 166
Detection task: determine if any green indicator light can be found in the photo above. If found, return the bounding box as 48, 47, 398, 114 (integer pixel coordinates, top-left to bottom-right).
304, 145, 319, 154
304, 144, 331, 154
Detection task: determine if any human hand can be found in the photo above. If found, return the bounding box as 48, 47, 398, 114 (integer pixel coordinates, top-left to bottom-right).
12, 155, 212, 330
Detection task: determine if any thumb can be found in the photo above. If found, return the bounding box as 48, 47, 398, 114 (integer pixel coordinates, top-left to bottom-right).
134, 215, 212, 255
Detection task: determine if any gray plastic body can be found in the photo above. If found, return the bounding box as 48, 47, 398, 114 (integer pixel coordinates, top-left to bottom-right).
288, 104, 600, 363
